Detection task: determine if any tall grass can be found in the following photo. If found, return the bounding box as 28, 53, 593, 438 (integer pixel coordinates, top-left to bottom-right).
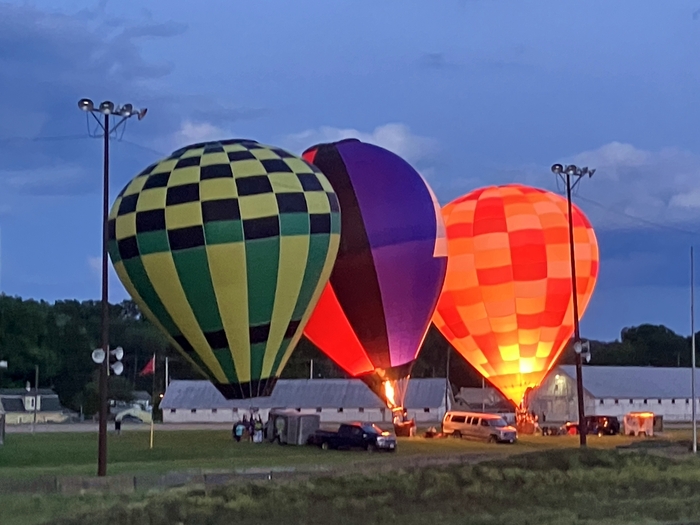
44, 449, 700, 525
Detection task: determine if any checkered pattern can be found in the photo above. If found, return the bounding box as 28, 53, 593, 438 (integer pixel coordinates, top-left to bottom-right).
108, 139, 340, 399
432, 184, 599, 405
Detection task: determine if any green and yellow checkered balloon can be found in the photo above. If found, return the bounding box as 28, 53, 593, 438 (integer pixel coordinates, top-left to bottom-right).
107, 139, 340, 399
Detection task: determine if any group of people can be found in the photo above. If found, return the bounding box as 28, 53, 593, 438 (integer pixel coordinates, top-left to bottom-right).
232, 414, 265, 443
516, 407, 544, 434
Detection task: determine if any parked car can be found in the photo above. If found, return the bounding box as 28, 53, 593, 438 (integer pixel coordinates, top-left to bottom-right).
307, 422, 397, 452
562, 415, 620, 436
441, 411, 517, 443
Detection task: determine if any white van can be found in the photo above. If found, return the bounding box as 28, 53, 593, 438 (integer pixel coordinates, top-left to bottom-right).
442, 411, 517, 443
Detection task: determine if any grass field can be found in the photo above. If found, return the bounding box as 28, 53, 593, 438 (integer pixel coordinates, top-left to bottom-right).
0, 427, 653, 479
0, 429, 695, 525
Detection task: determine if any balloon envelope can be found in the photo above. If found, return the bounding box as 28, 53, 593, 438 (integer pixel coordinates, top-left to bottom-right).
302, 139, 447, 407
432, 184, 599, 405
108, 139, 340, 399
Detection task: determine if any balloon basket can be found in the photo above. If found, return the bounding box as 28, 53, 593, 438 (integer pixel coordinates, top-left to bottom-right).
392, 407, 416, 437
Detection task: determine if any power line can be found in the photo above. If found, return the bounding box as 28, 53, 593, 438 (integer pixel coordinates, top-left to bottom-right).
0, 134, 89, 144
115, 139, 167, 158
0, 134, 168, 159
577, 195, 700, 237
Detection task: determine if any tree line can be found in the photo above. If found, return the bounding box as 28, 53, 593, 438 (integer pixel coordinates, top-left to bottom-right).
0, 295, 695, 415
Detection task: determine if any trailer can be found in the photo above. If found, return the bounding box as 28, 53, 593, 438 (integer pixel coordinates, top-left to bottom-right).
266, 409, 320, 445
623, 412, 654, 437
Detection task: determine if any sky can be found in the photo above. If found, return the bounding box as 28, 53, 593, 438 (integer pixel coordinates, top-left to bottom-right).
2, 0, 700, 342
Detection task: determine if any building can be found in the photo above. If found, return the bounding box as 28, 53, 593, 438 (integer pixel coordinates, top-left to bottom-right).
0, 388, 68, 425
454, 387, 512, 413
529, 365, 700, 423
161, 378, 451, 424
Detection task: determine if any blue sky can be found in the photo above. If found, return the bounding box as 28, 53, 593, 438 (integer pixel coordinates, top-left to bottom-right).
2, 0, 700, 342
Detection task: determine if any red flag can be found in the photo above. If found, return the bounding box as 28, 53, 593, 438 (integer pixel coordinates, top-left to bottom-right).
139, 355, 155, 376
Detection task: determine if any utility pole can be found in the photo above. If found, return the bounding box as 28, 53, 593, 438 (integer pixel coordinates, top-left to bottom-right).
551, 163, 595, 447
78, 98, 146, 476
445, 345, 451, 417
692, 246, 696, 453
31, 365, 38, 433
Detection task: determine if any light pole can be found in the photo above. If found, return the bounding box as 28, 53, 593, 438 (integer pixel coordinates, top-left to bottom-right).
78, 99, 146, 477
551, 163, 595, 447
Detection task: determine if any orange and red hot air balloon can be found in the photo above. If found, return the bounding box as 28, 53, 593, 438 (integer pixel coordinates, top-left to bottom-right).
433, 184, 598, 406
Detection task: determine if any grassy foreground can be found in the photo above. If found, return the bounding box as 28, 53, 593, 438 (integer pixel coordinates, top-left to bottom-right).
33, 448, 700, 525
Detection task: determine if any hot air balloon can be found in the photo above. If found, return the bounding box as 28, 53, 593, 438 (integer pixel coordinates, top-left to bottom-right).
302, 139, 447, 411
432, 184, 598, 406
107, 139, 340, 399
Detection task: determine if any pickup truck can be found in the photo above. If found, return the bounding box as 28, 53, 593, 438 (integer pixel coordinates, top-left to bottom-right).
307, 423, 397, 452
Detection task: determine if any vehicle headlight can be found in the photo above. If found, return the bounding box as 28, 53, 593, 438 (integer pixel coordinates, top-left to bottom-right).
377, 436, 386, 444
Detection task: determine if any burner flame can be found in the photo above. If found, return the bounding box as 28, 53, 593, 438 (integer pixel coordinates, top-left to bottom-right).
384, 380, 396, 409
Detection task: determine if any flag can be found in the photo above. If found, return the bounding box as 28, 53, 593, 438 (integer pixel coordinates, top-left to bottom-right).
139, 355, 155, 376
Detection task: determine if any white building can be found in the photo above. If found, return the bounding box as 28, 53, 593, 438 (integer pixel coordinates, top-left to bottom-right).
161, 378, 451, 424
0, 388, 67, 425
529, 365, 700, 423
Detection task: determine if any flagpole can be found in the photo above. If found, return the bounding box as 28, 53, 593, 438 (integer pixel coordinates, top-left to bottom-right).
150, 352, 156, 450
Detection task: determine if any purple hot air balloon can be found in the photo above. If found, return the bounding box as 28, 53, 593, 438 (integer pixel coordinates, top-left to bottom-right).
302, 139, 447, 411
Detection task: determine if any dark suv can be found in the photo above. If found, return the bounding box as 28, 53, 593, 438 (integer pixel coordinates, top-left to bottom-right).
563, 415, 620, 436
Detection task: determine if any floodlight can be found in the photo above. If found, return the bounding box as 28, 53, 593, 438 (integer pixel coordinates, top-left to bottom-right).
551, 164, 563, 174
119, 104, 133, 117
78, 98, 94, 112
98, 101, 115, 114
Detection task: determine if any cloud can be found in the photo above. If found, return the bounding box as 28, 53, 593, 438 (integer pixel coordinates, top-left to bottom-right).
0, 164, 96, 197
151, 119, 232, 154
483, 142, 700, 232
88, 256, 102, 278
0, 3, 190, 197
283, 123, 438, 166
0, 4, 260, 198
418, 53, 458, 70
173, 121, 227, 147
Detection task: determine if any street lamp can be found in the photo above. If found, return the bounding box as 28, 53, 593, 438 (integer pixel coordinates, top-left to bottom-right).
551, 163, 595, 447
79, 99, 146, 477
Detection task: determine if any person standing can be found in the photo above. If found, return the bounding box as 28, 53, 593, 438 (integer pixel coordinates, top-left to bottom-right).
233, 420, 245, 442
253, 416, 264, 443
